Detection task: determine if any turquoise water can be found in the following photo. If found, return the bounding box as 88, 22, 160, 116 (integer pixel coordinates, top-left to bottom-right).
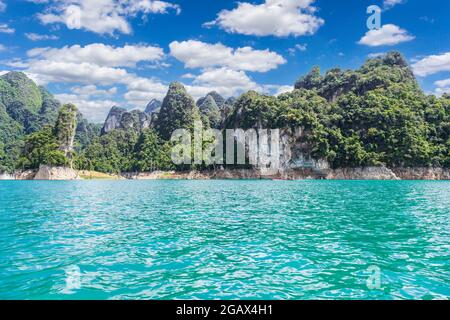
0, 180, 449, 300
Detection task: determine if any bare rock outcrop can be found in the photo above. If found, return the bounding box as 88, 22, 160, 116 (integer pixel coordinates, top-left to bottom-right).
326, 167, 399, 180
34, 165, 80, 180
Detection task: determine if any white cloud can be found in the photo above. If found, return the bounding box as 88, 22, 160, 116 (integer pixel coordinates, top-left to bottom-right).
35, 0, 180, 35
27, 43, 164, 67
170, 40, 286, 72
205, 0, 324, 37
185, 67, 261, 99
358, 24, 414, 46
0, 23, 15, 34
0, 44, 6, 52
0, 1, 6, 12
274, 85, 294, 95
71, 85, 118, 98
25, 33, 59, 41
435, 78, 450, 88
383, 0, 405, 10
367, 52, 386, 58
412, 53, 450, 77
288, 43, 307, 55
124, 77, 168, 106
55, 93, 117, 123
19, 42, 170, 119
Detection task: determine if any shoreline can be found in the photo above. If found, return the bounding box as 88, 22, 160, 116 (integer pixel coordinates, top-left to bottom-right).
1, 166, 449, 181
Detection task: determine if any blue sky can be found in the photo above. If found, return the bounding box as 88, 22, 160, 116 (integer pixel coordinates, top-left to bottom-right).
0, 0, 449, 122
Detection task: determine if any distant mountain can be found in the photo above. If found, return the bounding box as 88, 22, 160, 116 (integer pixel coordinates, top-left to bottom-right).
0, 72, 62, 171
197, 91, 236, 128
144, 99, 162, 114
101, 106, 152, 135
155, 82, 200, 140
0, 72, 97, 172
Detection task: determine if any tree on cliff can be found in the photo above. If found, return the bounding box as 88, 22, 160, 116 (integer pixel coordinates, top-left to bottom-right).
54, 104, 78, 167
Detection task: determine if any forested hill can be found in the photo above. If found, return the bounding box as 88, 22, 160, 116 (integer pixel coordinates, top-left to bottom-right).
0, 52, 449, 174
0, 72, 99, 172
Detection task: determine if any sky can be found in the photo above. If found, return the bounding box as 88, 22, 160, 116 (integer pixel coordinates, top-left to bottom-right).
0, 0, 449, 122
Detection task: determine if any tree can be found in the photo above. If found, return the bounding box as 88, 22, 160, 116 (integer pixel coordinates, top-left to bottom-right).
17, 126, 67, 169
134, 129, 174, 171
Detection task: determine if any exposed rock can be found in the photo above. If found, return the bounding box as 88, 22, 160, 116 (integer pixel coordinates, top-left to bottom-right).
326, 167, 399, 180
34, 165, 80, 180
102, 106, 126, 134
101, 106, 151, 135
14, 170, 37, 180
0, 172, 15, 180
144, 99, 162, 114
198, 95, 221, 128
392, 167, 450, 180
197, 91, 226, 108
120, 167, 449, 180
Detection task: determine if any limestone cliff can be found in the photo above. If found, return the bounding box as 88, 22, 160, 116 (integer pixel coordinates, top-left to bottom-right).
34, 165, 80, 180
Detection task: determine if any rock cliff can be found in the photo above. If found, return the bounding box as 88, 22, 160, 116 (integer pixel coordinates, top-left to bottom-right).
33, 165, 80, 180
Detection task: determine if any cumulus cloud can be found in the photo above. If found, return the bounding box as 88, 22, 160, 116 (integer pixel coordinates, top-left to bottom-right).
205, 0, 324, 37
124, 77, 168, 106
183, 68, 260, 99
17, 42, 170, 120
25, 33, 59, 41
358, 24, 414, 46
435, 78, 450, 88
274, 85, 294, 95
34, 0, 180, 35
0, 23, 15, 34
55, 93, 118, 123
412, 53, 450, 77
169, 40, 286, 72
27, 43, 164, 68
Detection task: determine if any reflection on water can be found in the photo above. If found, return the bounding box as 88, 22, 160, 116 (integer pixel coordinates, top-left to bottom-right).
0, 180, 449, 299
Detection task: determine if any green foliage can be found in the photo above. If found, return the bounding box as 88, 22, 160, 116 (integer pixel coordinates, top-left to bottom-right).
75, 129, 139, 174
1, 53, 449, 174
155, 82, 201, 140
133, 129, 174, 171
228, 52, 449, 169
0, 72, 42, 113
198, 95, 222, 129
17, 126, 67, 169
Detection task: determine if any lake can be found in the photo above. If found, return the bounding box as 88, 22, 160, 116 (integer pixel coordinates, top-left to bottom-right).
0, 180, 449, 299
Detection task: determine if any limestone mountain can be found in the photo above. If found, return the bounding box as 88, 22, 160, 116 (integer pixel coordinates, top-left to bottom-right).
101, 106, 152, 135
295, 52, 418, 102
198, 95, 221, 128
0, 72, 61, 171
144, 99, 162, 114
155, 82, 201, 140
0, 72, 97, 172
228, 52, 449, 169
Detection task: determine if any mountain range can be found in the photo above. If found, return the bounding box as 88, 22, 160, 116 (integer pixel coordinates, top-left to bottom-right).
0, 52, 448, 174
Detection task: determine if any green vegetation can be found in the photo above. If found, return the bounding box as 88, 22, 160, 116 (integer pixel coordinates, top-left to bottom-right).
15, 104, 79, 170
155, 82, 201, 140
17, 126, 67, 170
0, 52, 449, 174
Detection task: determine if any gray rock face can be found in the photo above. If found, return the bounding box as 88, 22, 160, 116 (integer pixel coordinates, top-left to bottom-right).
101, 106, 151, 135
198, 95, 221, 128
197, 91, 226, 108
34, 165, 80, 180
144, 99, 162, 114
